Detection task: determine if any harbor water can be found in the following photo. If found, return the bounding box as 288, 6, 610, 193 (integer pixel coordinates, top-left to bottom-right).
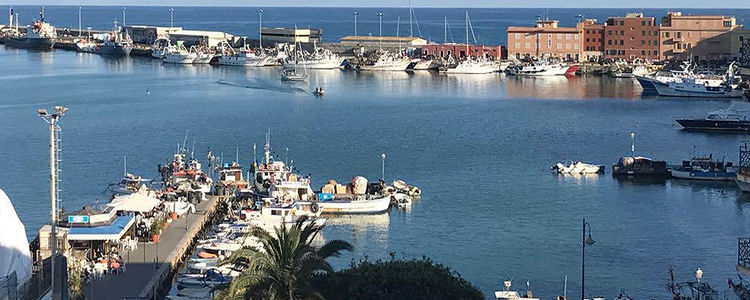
2, 7, 750, 298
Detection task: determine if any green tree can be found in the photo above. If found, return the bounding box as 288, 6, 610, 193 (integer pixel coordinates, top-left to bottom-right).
218, 216, 353, 300
318, 257, 484, 300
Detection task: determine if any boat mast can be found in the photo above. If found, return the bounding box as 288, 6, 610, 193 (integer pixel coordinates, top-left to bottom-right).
264, 128, 271, 165
465, 11, 469, 59
409, 0, 413, 37
444, 17, 447, 44
123, 156, 127, 176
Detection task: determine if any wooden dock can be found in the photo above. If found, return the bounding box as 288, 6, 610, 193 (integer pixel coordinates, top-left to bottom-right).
82, 196, 222, 300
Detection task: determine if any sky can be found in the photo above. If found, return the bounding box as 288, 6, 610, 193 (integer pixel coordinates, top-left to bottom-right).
3, 0, 749, 8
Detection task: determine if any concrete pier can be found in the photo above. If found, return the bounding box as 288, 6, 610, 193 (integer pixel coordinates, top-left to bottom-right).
82, 196, 222, 300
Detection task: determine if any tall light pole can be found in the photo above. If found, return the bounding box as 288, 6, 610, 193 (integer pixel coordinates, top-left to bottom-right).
169, 8, 174, 28
38, 105, 67, 300
122, 7, 126, 27
581, 218, 595, 300
381, 153, 386, 181
77, 6, 81, 36
353, 12, 358, 36
377, 12, 384, 50
258, 8, 263, 50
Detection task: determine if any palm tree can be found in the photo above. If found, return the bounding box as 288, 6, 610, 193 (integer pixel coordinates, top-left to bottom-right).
217, 216, 353, 300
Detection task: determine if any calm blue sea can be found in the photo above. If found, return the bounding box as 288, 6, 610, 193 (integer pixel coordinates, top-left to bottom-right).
3, 6, 750, 300
4, 6, 750, 45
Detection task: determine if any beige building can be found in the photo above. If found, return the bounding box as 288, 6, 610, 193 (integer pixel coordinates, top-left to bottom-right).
507, 20, 582, 61
658, 12, 742, 61
124, 25, 182, 45
261, 27, 321, 44
168, 30, 234, 47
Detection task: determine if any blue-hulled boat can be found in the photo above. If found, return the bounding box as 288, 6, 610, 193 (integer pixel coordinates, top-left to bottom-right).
670, 154, 736, 181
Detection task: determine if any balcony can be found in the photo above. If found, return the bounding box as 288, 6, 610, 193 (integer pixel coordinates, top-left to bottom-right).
671, 36, 684, 42
672, 48, 686, 53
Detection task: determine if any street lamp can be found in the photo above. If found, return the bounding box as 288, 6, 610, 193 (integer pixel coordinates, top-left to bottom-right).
38, 105, 67, 300
581, 218, 595, 300
169, 8, 174, 28
377, 12, 384, 50
381, 153, 386, 181
258, 8, 263, 50
353, 12, 359, 36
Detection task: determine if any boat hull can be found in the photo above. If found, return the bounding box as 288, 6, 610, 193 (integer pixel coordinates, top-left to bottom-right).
318, 196, 391, 214
670, 170, 736, 181
653, 83, 743, 98
676, 119, 750, 131
96, 44, 133, 57
736, 171, 750, 192
3, 37, 54, 50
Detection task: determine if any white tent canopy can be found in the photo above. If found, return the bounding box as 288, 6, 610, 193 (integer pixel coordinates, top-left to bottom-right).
0, 188, 31, 287
106, 193, 161, 213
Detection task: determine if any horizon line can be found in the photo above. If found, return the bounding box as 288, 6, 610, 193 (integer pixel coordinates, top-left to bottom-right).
4, 4, 750, 9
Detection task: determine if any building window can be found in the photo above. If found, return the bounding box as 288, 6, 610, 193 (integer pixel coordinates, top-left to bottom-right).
641, 50, 645, 55
586, 38, 590, 42
608, 30, 612, 35
641, 40, 645, 45
557, 43, 562, 49
687, 43, 691, 49
566, 43, 571, 49
676, 32, 681, 38
641, 20, 646, 26
608, 40, 612, 45
586, 30, 590, 34
665, 32, 670, 38
566, 34, 571, 40
574, 44, 579, 50
653, 50, 658, 55
515, 42, 520, 49
724, 21, 731, 27
619, 20, 624, 26
525, 42, 530, 49
557, 34, 563, 39
642, 30, 646, 36
620, 30, 624, 35
574, 34, 578, 40
515, 33, 520, 39
620, 40, 624, 45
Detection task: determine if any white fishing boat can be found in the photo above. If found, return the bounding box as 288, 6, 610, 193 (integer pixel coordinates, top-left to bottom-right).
191, 46, 214, 64
218, 42, 274, 67
74, 38, 97, 53
409, 59, 434, 71
653, 77, 743, 98
284, 43, 344, 69
446, 58, 497, 74
151, 37, 171, 59
359, 53, 412, 71
495, 280, 540, 300
496, 61, 512, 72
163, 41, 197, 64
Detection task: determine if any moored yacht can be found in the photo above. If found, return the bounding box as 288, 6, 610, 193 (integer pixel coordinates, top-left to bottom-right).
218, 42, 274, 67
676, 104, 750, 131
494, 280, 540, 300
508, 57, 576, 76
652, 77, 743, 98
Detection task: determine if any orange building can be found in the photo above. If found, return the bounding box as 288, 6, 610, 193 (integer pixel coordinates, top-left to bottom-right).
507, 19, 582, 61
580, 19, 604, 61
603, 13, 659, 61
658, 12, 742, 61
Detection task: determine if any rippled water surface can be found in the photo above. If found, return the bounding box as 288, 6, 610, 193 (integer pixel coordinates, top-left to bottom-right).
2, 46, 750, 299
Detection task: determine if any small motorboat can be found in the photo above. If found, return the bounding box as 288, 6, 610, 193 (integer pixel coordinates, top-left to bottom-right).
551, 161, 605, 175
313, 86, 325, 96
676, 104, 750, 131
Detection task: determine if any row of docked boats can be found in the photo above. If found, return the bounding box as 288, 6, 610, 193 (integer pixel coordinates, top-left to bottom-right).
74, 21, 133, 57
635, 61, 744, 98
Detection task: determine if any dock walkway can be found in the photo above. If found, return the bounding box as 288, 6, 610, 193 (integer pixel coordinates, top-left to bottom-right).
82, 196, 221, 300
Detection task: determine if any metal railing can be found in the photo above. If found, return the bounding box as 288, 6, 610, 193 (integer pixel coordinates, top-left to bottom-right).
739, 238, 750, 269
